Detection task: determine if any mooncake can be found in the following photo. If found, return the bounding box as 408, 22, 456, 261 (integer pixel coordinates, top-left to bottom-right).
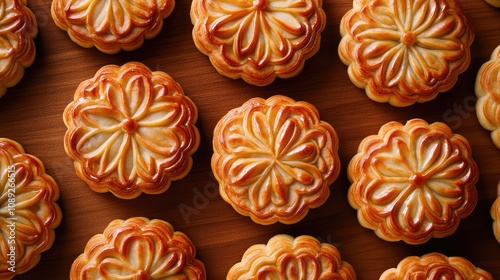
475, 44, 500, 149
379, 253, 493, 279
347, 119, 478, 244
0, 138, 62, 279
51, 0, 175, 54
63, 62, 200, 199
212, 95, 340, 225
0, 0, 37, 97
227, 234, 356, 279
338, 0, 474, 107
190, 0, 326, 86
492, 181, 500, 244
70, 217, 206, 279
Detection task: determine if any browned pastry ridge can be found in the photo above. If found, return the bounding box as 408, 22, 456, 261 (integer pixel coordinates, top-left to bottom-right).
0, 138, 62, 279
190, 0, 326, 86
379, 252, 493, 280
227, 234, 356, 279
212, 95, 340, 225
51, 0, 175, 54
338, 0, 474, 107
63, 61, 200, 199
0, 0, 37, 97
492, 181, 500, 244
348, 119, 478, 244
70, 217, 206, 279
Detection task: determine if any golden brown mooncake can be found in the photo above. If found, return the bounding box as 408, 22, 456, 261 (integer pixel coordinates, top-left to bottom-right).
347, 119, 478, 244
338, 0, 474, 107
0, 0, 37, 98
51, 0, 175, 54
485, 0, 500, 7
212, 95, 340, 225
190, 0, 326, 86
70, 217, 206, 280
492, 181, 500, 244
227, 234, 356, 279
0, 138, 62, 279
63, 61, 200, 199
379, 253, 493, 280
475, 45, 500, 149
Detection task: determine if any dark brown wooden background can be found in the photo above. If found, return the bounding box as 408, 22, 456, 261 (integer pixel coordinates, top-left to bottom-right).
1, 0, 499, 279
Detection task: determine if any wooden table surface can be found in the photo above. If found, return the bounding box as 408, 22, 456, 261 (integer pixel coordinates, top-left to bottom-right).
1, 0, 500, 279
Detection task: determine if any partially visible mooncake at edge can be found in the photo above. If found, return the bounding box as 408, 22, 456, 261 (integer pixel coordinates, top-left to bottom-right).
51, 0, 175, 54
379, 253, 493, 280
484, 0, 500, 7
212, 95, 340, 225
0, 138, 62, 279
348, 119, 478, 244
475, 44, 500, 149
63, 61, 200, 199
338, 0, 474, 107
190, 0, 326, 86
492, 181, 500, 244
70, 217, 206, 279
0, 0, 37, 97
227, 234, 356, 279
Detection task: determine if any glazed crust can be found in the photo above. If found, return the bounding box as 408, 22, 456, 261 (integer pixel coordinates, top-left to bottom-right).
0, 0, 37, 97
379, 252, 493, 280
347, 119, 478, 244
70, 217, 206, 280
492, 181, 500, 244
475, 45, 500, 149
338, 0, 474, 107
212, 95, 340, 225
227, 234, 356, 280
51, 0, 175, 54
63, 62, 200, 199
190, 0, 326, 86
0, 138, 62, 279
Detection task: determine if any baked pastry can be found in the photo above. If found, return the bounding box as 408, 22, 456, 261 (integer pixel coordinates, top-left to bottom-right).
212, 95, 340, 225
70, 217, 206, 279
348, 119, 478, 244
227, 234, 356, 279
63, 62, 199, 199
475, 45, 500, 149
0, 0, 37, 97
51, 0, 175, 54
484, 0, 500, 7
338, 0, 474, 107
190, 0, 326, 86
492, 181, 500, 244
0, 138, 62, 279
379, 252, 493, 279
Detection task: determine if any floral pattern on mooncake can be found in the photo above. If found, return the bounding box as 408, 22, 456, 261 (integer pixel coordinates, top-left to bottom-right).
339, 0, 474, 106
51, 0, 175, 54
0, 0, 37, 97
63, 62, 200, 199
212, 95, 340, 225
191, 0, 326, 86
227, 234, 356, 280
348, 119, 478, 244
380, 253, 493, 280
0, 138, 62, 279
70, 217, 206, 279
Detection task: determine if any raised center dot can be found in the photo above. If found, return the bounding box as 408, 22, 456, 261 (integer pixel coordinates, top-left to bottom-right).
122, 118, 138, 134
401, 32, 416, 46
253, 0, 268, 10
409, 173, 426, 187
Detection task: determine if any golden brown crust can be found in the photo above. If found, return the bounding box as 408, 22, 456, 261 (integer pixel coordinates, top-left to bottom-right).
475, 45, 500, 149
70, 217, 206, 280
492, 181, 500, 244
379, 252, 493, 280
347, 119, 478, 244
190, 0, 326, 86
227, 234, 356, 279
0, 138, 62, 279
338, 0, 474, 107
0, 0, 37, 97
51, 0, 175, 54
484, 0, 500, 7
212, 95, 340, 225
63, 61, 200, 199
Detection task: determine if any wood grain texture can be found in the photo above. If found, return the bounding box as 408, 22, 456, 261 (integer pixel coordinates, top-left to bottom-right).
0, 0, 499, 279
